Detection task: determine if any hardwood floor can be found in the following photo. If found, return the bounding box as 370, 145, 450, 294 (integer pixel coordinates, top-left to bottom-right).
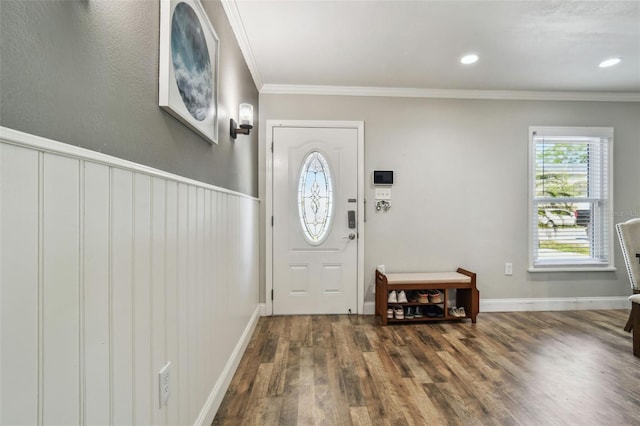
213, 311, 640, 426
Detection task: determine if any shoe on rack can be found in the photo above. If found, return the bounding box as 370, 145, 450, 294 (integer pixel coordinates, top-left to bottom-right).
394, 305, 404, 320
398, 290, 408, 303
417, 291, 429, 304
428, 290, 442, 304
409, 291, 419, 303
387, 308, 393, 319
434, 306, 444, 318
456, 307, 466, 317
449, 308, 459, 318
388, 290, 398, 303
405, 307, 414, 319
424, 305, 437, 318
414, 306, 423, 318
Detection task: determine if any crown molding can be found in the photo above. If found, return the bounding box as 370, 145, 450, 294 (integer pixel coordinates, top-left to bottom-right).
260, 84, 640, 102
220, 0, 263, 90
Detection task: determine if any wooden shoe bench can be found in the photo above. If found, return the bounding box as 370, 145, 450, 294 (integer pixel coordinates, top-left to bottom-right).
375, 268, 479, 325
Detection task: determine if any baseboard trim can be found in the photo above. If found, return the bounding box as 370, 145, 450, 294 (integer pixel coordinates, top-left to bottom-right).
362, 297, 629, 316
195, 304, 261, 426
363, 301, 375, 315
480, 296, 629, 312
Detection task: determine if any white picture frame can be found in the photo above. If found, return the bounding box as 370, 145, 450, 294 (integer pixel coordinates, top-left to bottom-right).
159, 0, 219, 144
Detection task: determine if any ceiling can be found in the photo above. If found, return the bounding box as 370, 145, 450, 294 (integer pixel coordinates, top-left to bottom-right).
224, 0, 640, 99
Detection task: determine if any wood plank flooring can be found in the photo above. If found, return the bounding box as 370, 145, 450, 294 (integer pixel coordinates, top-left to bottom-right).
213, 311, 640, 426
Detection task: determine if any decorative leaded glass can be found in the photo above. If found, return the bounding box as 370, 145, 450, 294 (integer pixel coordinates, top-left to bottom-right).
298, 151, 334, 244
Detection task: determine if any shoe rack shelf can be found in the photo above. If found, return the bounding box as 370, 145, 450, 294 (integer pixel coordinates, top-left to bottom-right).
375, 268, 479, 326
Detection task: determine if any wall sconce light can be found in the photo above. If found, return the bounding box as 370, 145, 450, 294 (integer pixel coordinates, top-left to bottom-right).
230, 103, 253, 139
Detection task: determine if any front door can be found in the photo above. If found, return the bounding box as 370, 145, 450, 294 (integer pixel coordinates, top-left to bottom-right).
272, 126, 359, 315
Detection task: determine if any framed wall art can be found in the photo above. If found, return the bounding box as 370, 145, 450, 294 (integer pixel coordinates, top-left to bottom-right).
159, 0, 219, 144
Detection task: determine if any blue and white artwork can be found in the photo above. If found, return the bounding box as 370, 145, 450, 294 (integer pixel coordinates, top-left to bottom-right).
171, 2, 212, 122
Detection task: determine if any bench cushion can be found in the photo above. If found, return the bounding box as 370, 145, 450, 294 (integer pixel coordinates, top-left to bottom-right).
630, 294, 640, 304
384, 272, 471, 284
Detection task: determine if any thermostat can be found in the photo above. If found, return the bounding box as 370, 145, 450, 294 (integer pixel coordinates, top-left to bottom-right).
373, 170, 393, 185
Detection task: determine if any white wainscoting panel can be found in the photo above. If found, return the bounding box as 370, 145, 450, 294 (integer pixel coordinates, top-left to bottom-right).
111, 167, 135, 426
43, 153, 81, 425
83, 161, 111, 426
0, 144, 40, 426
0, 127, 260, 426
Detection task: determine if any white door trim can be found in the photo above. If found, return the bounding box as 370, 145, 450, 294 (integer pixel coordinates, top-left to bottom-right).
265, 120, 365, 316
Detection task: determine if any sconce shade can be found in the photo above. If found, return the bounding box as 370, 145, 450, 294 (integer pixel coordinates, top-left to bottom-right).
238, 103, 253, 128
230, 103, 254, 139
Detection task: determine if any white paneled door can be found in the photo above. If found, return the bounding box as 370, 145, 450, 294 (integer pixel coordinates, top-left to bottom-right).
272, 126, 359, 315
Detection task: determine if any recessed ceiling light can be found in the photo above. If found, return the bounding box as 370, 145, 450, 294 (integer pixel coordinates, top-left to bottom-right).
599, 57, 621, 68
461, 54, 479, 65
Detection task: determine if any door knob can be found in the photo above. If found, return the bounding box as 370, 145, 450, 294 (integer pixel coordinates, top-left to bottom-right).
348, 233, 356, 240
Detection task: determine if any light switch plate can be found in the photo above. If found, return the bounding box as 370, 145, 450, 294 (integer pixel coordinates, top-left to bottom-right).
375, 187, 391, 200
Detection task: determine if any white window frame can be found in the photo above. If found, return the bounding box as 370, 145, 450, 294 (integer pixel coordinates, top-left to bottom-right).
528, 126, 615, 272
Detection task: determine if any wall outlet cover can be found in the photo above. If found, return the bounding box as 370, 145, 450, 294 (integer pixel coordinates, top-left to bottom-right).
159, 361, 171, 408
505, 263, 513, 276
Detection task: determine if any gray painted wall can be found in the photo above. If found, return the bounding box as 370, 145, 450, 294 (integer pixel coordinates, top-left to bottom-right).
0, 0, 258, 196
259, 94, 640, 303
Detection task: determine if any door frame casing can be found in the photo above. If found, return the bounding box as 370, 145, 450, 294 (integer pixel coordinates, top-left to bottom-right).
265, 120, 365, 316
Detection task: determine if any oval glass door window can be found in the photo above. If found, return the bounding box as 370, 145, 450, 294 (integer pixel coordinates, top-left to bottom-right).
298, 151, 334, 244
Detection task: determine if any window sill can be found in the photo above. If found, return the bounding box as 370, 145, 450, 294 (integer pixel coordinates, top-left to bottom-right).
528, 266, 617, 273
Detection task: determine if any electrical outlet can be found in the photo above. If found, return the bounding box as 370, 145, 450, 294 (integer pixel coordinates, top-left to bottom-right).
159, 362, 171, 408
505, 263, 513, 276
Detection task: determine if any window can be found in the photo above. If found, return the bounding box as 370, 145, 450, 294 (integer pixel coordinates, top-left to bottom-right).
298, 151, 334, 244
529, 127, 614, 271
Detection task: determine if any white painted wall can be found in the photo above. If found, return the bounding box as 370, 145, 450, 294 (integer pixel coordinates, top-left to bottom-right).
0, 128, 260, 426
258, 94, 640, 304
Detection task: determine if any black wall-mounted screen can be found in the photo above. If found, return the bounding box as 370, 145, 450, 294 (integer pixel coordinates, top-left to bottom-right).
373, 170, 394, 185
